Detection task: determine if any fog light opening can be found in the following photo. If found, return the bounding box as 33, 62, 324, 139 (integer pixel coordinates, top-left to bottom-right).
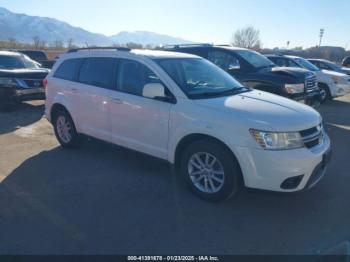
281, 175, 304, 190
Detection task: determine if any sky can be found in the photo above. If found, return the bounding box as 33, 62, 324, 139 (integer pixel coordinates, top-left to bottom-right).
1, 0, 349, 49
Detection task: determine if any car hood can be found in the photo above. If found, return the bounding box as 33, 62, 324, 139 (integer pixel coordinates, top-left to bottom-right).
259, 66, 310, 80
0, 68, 50, 79
321, 69, 348, 78
194, 90, 321, 132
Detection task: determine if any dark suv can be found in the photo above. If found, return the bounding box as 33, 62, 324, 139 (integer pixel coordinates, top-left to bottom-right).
164, 44, 321, 107
0, 51, 49, 109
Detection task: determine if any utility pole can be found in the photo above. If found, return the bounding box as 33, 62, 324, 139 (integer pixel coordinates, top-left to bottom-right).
319, 29, 325, 47
287, 41, 290, 49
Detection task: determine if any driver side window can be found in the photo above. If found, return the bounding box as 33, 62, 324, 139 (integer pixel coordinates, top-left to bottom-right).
117, 59, 162, 97
208, 51, 240, 71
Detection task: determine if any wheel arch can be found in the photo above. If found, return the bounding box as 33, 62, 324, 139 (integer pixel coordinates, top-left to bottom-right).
173, 133, 244, 183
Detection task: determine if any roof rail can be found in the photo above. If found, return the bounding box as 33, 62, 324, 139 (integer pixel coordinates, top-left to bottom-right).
67, 47, 131, 53
162, 43, 212, 49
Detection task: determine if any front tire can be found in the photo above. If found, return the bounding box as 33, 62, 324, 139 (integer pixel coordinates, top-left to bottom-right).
53, 110, 80, 148
180, 139, 242, 202
319, 84, 332, 103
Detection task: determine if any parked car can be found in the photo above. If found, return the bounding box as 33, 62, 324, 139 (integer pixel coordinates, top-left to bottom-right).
342, 56, 350, 67
308, 58, 350, 76
0, 51, 49, 109
163, 44, 321, 107
45, 47, 331, 201
17, 50, 56, 69
266, 54, 350, 102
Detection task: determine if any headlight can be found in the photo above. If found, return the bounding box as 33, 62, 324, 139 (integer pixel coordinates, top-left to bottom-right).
285, 83, 305, 94
331, 76, 347, 85
250, 129, 304, 150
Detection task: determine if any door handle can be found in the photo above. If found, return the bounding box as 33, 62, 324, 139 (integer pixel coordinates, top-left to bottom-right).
112, 98, 123, 104
71, 88, 78, 93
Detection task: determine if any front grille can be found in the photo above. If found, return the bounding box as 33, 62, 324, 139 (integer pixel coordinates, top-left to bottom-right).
300, 124, 323, 149
305, 74, 318, 93
22, 79, 44, 88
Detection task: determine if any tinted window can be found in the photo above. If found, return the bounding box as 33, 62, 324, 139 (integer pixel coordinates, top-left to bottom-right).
269, 57, 286, 67
236, 50, 274, 68
294, 57, 320, 71
117, 59, 161, 96
78, 58, 116, 89
54, 59, 83, 81
0, 55, 25, 69
208, 50, 240, 71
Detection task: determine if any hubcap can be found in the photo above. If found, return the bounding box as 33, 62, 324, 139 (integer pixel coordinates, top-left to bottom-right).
56, 115, 72, 143
188, 152, 225, 194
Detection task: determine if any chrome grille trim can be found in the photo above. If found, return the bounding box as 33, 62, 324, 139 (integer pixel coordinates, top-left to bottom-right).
300, 124, 323, 149
305, 74, 318, 93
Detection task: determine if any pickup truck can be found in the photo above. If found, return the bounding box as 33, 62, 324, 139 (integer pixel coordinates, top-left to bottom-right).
17, 50, 56, 69
164, 44, 321, 107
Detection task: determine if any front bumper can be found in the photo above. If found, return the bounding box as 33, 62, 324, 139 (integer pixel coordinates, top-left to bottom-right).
305, 90, 322, 107
233, 133, 331, 192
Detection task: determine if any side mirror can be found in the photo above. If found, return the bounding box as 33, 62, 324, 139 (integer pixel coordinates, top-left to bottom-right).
143, 83, 166, 99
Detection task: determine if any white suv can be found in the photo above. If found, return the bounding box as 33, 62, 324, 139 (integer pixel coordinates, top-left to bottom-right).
45, 48, 331, 201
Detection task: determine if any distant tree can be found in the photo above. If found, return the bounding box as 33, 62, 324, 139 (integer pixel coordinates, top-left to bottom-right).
67, 38, 75, 49
53, 39, 64, 50
231, 26, 261, 49
33, 36, 41, 49
126, 42, 143, 49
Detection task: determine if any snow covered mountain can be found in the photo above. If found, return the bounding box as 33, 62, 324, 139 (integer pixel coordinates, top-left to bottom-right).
0, 7, 192, 46
110, 31, 192, 46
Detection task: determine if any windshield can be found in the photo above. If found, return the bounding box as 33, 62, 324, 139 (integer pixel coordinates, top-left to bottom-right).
236, 50, 275, 68
156, 58, 247, 99
294, 57, 320, 71
0, 55, 40, 69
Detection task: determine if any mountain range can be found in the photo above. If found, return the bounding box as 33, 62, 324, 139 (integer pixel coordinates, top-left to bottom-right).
0, 7, 192, 46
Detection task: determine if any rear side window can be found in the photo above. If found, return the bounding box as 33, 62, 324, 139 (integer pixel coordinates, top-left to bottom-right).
54, 59, 83, 81
78, 57, 117, 89
117, 59, 161, 96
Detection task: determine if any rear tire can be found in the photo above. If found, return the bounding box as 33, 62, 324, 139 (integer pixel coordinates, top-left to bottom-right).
180, 139, 242, 202
53, 109, 81, 148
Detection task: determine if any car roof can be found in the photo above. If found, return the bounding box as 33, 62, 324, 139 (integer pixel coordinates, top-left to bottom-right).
132, 49, 198, 59
264, 54, 282, 57
0, 50, 22, 57
285, 55, 302, 59
60, 48, 199, 60
308, 58, 328, 62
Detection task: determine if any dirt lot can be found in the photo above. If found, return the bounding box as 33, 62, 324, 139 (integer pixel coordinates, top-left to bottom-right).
0, 96, 349, 255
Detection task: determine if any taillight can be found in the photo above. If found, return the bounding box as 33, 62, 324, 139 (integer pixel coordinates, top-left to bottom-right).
43, 78, 48, 88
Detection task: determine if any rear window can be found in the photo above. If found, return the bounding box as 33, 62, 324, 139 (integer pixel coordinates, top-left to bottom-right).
54, 59, 84, 81
78, 58, 117, 89
0, 55, 25, 69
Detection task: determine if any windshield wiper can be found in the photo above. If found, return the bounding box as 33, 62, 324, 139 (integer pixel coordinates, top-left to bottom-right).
190, 87, 250, 99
